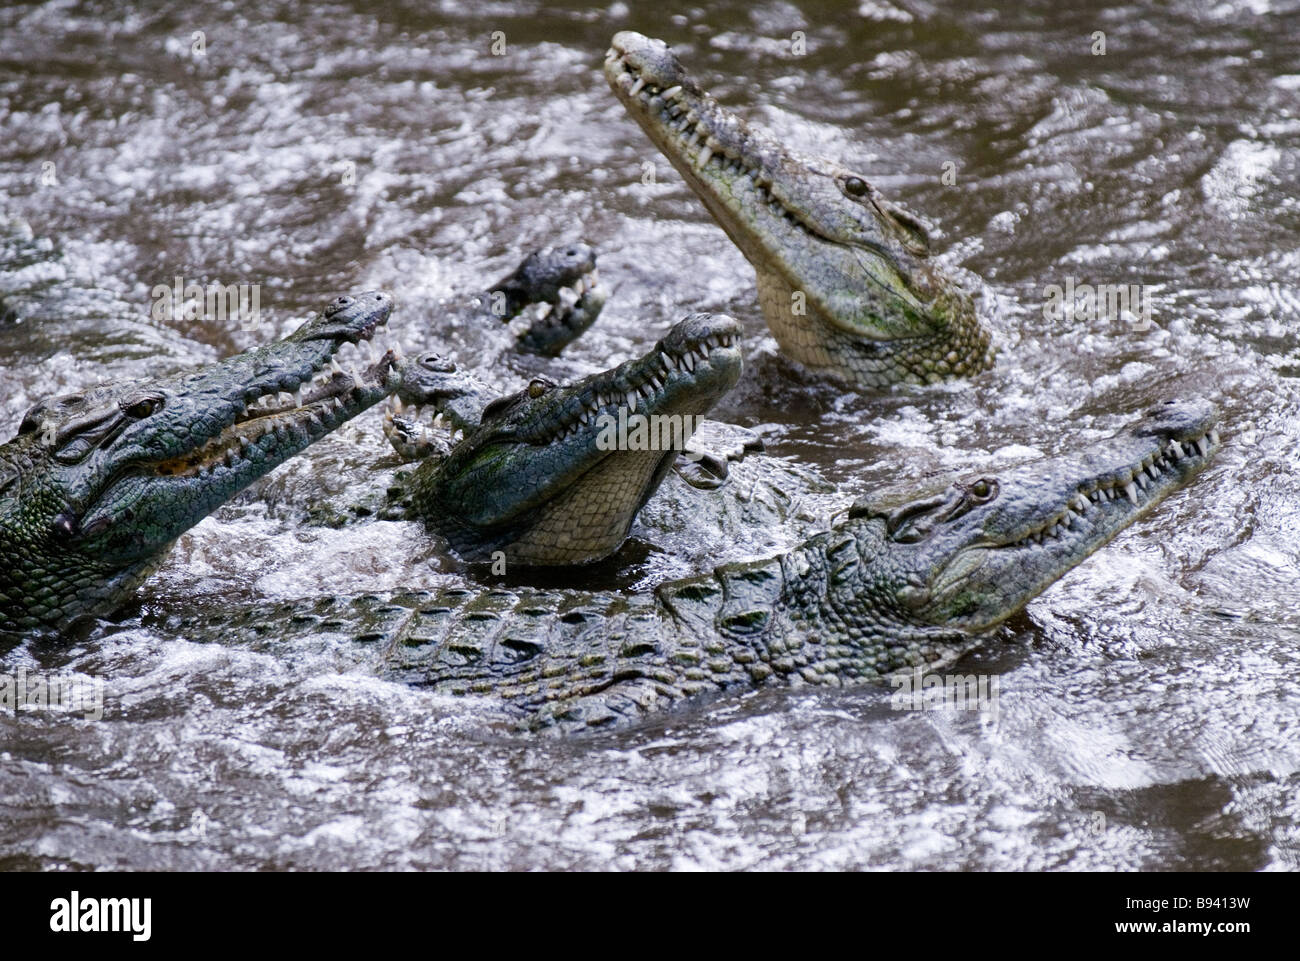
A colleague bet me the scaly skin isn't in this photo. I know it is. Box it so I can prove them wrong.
[168,401,1219,734]
[184,243,607,532]
[486,244,607,356]
[396,313,744,565]
[450,242,606,359]
[0,291,397,636]
[605,32,994,387]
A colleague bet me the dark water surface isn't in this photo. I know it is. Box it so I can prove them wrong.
[2,0,1299,870]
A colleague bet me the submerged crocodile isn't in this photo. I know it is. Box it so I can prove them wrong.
[605,32,994,387]
[0,291,398,635]
[384,313,744,565]
[159,401,1220,733]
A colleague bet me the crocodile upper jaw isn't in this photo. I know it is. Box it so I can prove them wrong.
[605,31,994,386]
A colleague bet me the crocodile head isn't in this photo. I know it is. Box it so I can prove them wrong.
[487,243,606,356]
[605,32,993,387]
[411,312,743,565]
[383,351,496,460]
[0,290,397,635]
[829,400,1219,645]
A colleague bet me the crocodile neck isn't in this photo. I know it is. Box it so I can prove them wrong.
[180,525,970,735]
[755,270,994,386]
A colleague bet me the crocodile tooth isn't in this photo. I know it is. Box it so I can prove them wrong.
[1073,494,1089,513]
[698,144,713,167]
[1193,437,1208,457]
[579,409,590,425]
[661,84,682,100]
[1169,440,1184,458]
[1147,464,1160,482]
[682,352,695,372]
[628,76,645,97]
[1124,481,1139,505]
[1210,430,1220,447]
[625,390,637,410]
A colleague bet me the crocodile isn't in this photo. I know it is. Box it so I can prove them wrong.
[385,312,744,565]
[158,400,1220,734]
[475,242,606,357]
[219,242,607,528]
[0,291,398,636]
[604,32,994,387]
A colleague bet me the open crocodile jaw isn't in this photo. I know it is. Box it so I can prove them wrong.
[604,32,993,386]
[76,297,401,542]
[919,405,1222,633]
[420,315,743,566]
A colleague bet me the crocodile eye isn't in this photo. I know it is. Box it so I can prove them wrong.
[122,396,163,419]
[966,478,998,502]
[843,176,870,198]
[418,352,456,373]
[323,296,353,318]
[527,379,550,399]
